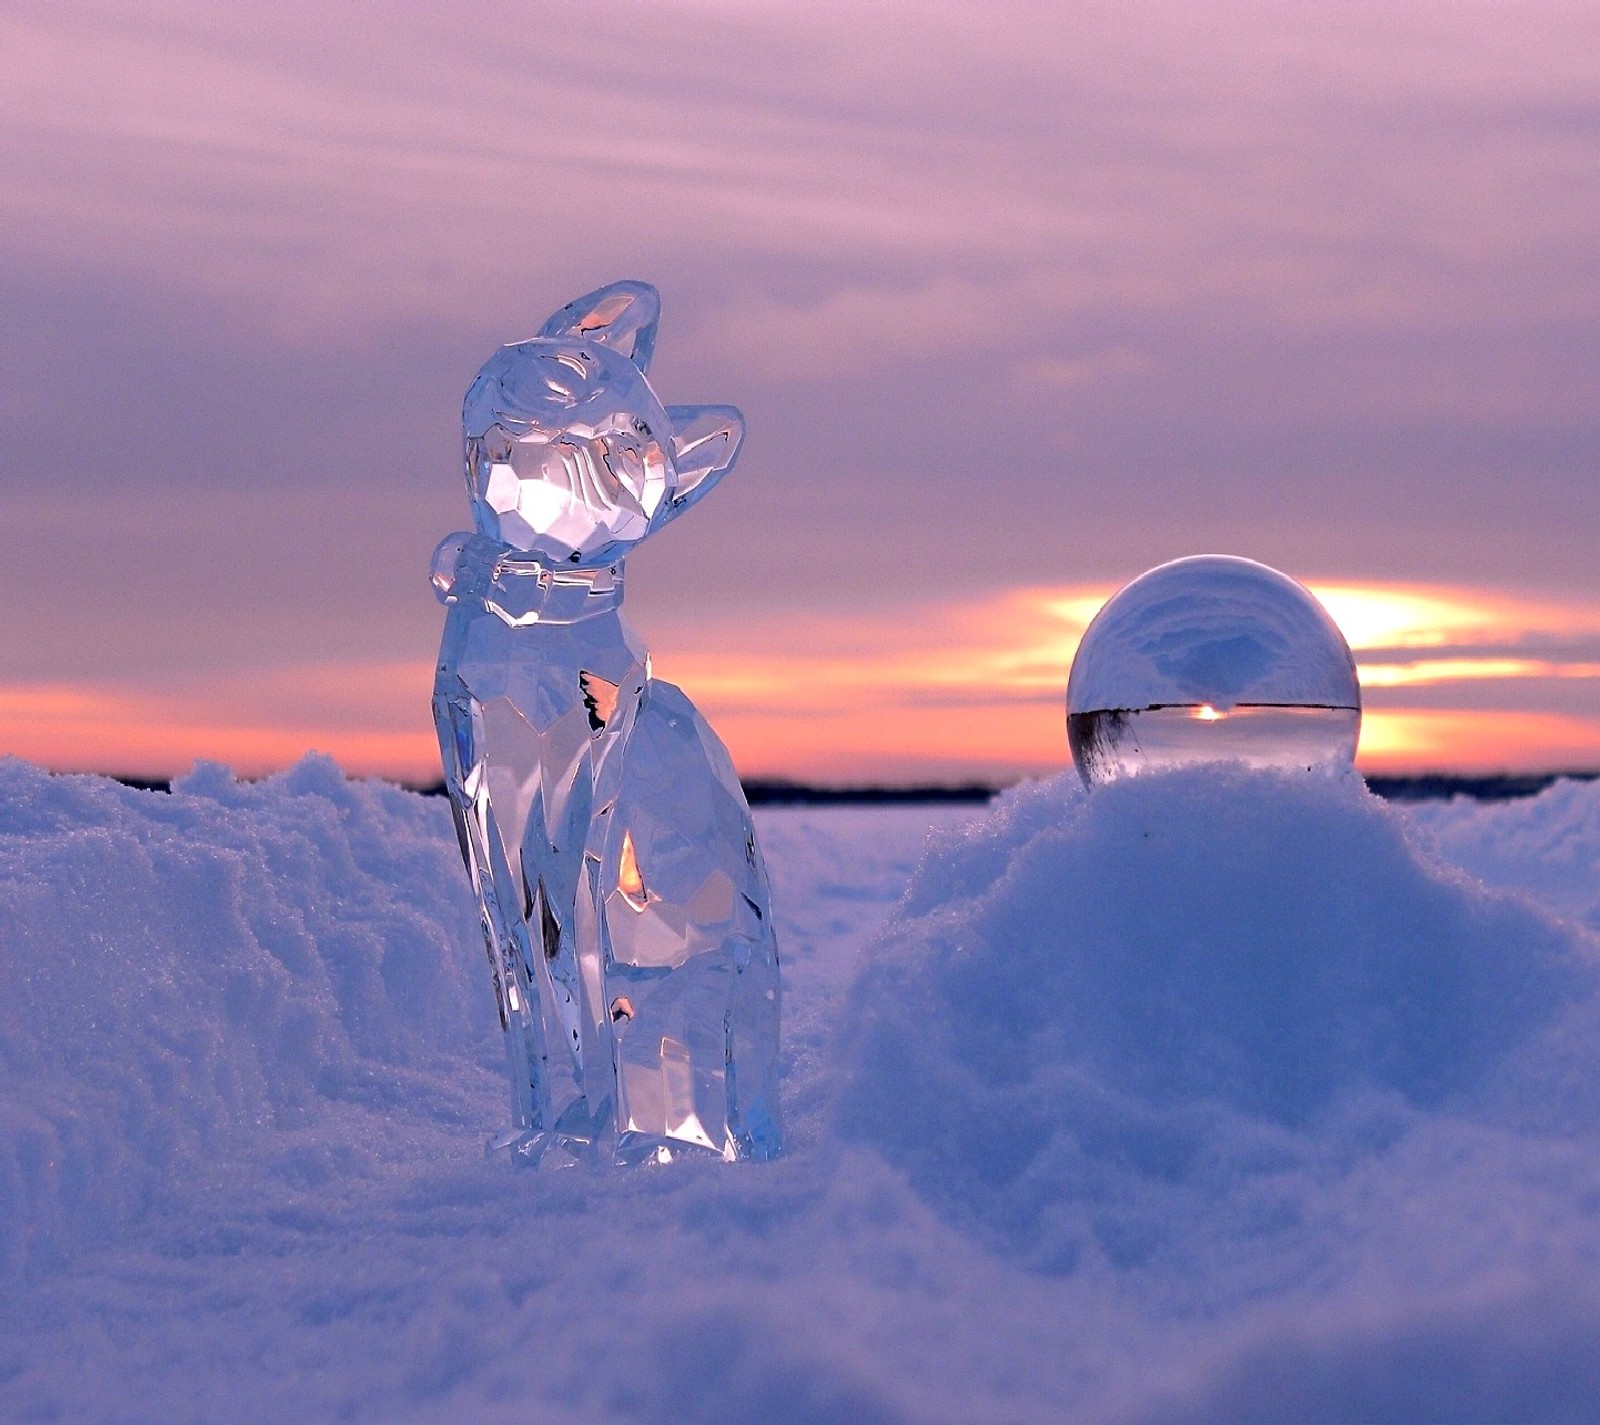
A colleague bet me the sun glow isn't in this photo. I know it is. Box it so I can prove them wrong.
[656,579,1600,778]
[1306,586,1505,650]
[3,579,1598,783]
[1357,658,1600,689]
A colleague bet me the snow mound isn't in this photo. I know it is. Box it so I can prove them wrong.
[1125,1285,1600,1425]
[0,755,491,1275]
[6,757,1600,1421]
[1405,776,1600,932]
[839,767,1600,1272]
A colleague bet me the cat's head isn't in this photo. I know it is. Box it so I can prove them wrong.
[461,281,744,566]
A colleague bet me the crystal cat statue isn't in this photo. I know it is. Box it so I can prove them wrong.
[430,281,781,1166]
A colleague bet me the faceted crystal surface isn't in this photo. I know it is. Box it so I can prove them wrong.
[461,279,744,569]
[432,282,780,1167]
[1067,555,1361,786]
[595,680,780,1164]
[464,345,671,564]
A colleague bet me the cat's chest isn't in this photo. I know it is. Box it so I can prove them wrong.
[446,606,647,742]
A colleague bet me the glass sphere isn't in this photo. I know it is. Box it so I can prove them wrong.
[1066,555,1361,786]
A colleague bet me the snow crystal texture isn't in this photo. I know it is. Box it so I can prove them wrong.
[3,755,1600,1423]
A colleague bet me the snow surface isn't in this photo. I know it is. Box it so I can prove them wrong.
[3,755,1600,1423]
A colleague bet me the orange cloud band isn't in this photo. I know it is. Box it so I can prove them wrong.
[4,579,1598,782]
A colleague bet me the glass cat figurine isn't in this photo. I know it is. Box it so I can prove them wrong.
[430,281,781,1166]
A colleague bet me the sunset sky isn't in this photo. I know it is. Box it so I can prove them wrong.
[2,1,1597,785]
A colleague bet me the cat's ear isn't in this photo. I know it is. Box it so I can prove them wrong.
[538,280,660,372]
[654,405,745,527]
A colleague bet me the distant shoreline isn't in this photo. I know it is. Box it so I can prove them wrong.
[101,770,1600,805]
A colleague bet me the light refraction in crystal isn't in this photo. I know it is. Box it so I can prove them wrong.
[1066,555,1362,786]
[431,281,781,1166]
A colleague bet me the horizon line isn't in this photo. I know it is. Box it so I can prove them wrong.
[70,763,1600,807]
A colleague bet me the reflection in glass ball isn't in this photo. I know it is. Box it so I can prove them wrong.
[1066,556,1361,787]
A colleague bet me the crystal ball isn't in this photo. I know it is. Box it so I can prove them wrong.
[1066,555,1361,786]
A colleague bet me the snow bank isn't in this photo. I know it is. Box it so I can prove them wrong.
[4,757,1600,1422]
[839,768,1599,1277]
[1405,776,1600,931]
[0,755,492,1275]
[1129,1286,1600,1425]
